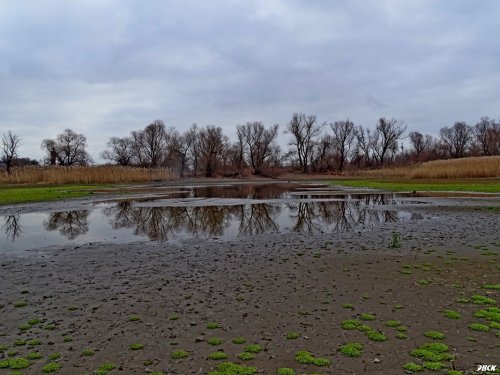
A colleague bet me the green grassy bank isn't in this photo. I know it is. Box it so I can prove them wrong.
[0,185,109,205]
[329,178,500,193]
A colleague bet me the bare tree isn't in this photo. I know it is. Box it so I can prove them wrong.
[354,125,374,168]
[286,113,325,173]
[372,117,407,166]
[196,125,228,177]
[440,121,474,158]
[132,120,168,168]
[41,129,91,166]
[475,117,500,156]
[409,131,433,159]
[331,119,356,172]
[41,139,57,165]
[237,122,279,175]
[311,134,333,172]
[234,126,246,173]
[57,129,92,165]
[169,130,194,177]
[1,131,21,174]
[101,136,134,166]
[186,124,200,176]
[130,130,145,166]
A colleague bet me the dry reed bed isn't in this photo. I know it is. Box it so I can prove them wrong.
[359,156,500,179]
[1,156,499,184]
[409,156,500,179]
[0,166,175,184]
[358,167,412,178]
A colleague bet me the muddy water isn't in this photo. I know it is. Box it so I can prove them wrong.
[0,183,426,253]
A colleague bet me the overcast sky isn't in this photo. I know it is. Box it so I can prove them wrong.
[1,0,499,162]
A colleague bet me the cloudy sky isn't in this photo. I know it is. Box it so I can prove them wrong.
[1,0,499,161]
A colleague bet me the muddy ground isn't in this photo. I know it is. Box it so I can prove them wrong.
[0,192,499,374]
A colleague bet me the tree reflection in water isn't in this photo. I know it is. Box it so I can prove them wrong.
[288,202,323,233]
[103,203,236,241]
[103,197,403,241]
[190,184,292,200]
[43,211,90,240]
[0,192,421,245]
[288,199,400,233]
[2,215,22,241]
[237,204,280,235]
[105,203,281,240]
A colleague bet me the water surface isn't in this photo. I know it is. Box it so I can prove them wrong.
[0,183,425,253]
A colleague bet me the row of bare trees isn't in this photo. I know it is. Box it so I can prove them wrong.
[98,115,408,175]
[101,120,282,177]
[2,114,499,175]
[292,116,409,172]
[406,118,499,163]
[99,114,498,176]
[101,121,232,177]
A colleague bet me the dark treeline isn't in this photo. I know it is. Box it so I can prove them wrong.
[2,114,499,176]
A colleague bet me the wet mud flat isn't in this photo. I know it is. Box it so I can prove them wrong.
[0,188,499,374]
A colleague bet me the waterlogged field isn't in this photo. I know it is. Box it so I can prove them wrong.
[0,182,499,374]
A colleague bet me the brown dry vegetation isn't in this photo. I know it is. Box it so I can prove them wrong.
[0,166,175,185]
[357,166,411,178]
[1,156,499,185]
[358,155,500,179]
[409,155,500,179]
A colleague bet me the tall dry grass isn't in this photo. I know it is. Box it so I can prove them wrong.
[357,166,413,178]
[355,156,500,179]
[409,156,500,179]
[0,166,176,185]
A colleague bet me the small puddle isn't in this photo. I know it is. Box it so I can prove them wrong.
[1,183,428,253]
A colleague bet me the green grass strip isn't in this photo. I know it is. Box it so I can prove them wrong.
[329,179,500,193]
[0,184,110,205]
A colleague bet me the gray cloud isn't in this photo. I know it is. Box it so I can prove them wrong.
[0,0,499,161]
